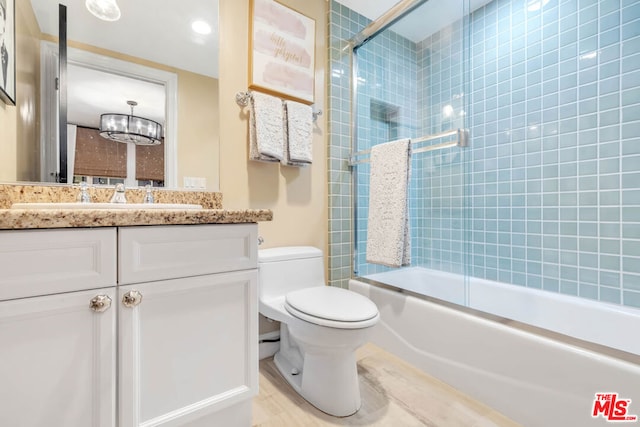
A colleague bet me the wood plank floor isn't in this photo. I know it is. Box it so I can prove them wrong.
[252,344,521,427]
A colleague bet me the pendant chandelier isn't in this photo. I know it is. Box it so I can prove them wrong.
[99,101,163,146]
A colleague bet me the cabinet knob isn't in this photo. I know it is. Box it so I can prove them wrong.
[122,290,143,308]
[89,295,112,312]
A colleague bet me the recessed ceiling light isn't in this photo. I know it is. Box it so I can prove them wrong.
[192,20,212,35]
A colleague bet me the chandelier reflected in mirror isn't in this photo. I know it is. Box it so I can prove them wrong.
[99,101,163,145]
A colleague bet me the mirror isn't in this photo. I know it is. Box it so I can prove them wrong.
[3,0,220,190]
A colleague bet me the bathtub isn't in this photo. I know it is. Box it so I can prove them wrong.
[349,267,640,427]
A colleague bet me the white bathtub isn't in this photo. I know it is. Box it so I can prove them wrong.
[350,267,640,427]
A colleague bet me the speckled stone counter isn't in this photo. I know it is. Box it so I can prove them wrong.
[0,208,273,229]
[0,184,272,229]
[0,184,222,209]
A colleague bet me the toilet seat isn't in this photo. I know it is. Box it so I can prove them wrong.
[284,286,379,329]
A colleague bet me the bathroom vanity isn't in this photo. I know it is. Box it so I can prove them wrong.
[0,199,270,427]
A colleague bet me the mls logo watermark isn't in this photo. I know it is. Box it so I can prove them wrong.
[592,393,638,422]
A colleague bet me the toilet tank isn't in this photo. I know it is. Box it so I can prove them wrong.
[258,246,325,301]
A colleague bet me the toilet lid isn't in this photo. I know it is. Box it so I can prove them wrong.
[285,286,378,323]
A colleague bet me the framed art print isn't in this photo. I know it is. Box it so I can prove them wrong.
[249,0,315,104]
[0,0,15,105]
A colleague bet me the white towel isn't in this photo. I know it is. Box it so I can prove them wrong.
[366,138,412,268]
[249,92,284,162]
[282,100,313,167]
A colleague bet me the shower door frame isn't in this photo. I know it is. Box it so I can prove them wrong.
[347,0,473,308]
[349,0,429,277]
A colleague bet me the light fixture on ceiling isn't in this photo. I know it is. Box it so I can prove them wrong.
[99,101,163,146]
[86,0,121,22]
[192,20,212,35]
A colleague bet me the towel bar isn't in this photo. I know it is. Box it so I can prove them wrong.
[235,90,322,123]
[348,128,469,166]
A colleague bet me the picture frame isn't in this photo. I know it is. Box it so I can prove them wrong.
[249,0,315,105]
[0,0,15,105]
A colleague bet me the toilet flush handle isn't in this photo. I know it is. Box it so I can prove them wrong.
[258,236,264,246]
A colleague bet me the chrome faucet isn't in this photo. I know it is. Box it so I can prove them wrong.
[143,184,154,204]
[110,183,127,203]
[78,182,92,203]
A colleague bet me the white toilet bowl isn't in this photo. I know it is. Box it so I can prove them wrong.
[258,247,379,417]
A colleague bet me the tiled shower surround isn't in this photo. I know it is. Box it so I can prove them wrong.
[328,0,640,309]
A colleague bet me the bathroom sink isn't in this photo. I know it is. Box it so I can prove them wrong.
[11,202,203,210]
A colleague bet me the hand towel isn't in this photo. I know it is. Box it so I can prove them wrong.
[366,138,412,267]
[249,92,284,162]
[282,100,313,166]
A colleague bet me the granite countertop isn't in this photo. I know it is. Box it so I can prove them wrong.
[0,208,273,229]
[0,184,273,229]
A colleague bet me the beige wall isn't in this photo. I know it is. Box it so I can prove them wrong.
[0,0,41,182]
[177,71,220,190]
[0,94,17,182]
[15,0,41,182]
[219,0,328,253]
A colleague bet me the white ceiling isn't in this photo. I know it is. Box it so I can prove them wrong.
[30,0,219,78]
[29,0,218,128]
[335,0,493,42]
[67,64,166,129]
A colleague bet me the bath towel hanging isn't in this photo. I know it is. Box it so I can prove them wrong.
[282,100,313,167]
[249,91,285,162]
[366,138,412,267]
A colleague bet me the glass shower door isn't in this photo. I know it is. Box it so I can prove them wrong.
[351,0,471,306]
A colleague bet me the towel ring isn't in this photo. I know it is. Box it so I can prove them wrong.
[235,90,322,123]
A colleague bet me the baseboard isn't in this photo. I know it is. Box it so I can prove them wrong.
[259,331,280,360]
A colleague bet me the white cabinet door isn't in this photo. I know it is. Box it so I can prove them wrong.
[0,288,117,427]
[118,270,258,427]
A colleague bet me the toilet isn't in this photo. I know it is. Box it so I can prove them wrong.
[258,246,379,417]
